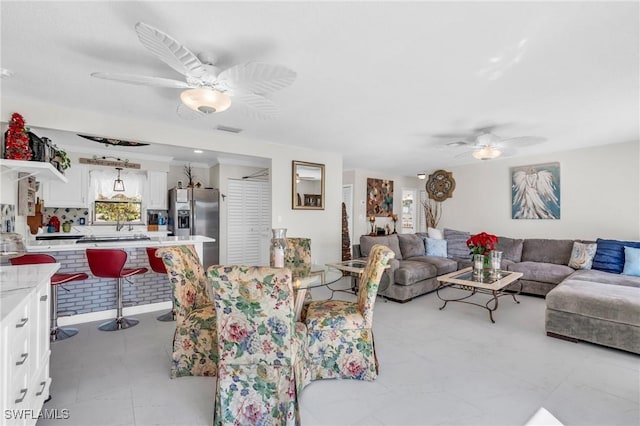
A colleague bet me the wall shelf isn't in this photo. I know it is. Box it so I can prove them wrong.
[0,159,68,183]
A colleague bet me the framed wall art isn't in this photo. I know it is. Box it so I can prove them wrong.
[366,178,394,217]
[511,162,560,219]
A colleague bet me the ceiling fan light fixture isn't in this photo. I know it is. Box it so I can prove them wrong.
[180,88,231,114]
[472,146,502,161]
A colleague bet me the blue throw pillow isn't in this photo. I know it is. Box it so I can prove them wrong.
[424,237,447,257]
[622,246,640,276]
[592,238,640,274]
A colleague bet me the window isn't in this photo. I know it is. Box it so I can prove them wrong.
[89,169,146,224]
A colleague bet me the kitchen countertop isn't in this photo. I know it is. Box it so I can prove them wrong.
[26,235,215,252]
[1,263,60,321]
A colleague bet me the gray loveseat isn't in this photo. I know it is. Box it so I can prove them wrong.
[353,232,640,354]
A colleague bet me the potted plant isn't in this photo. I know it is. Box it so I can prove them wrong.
[51,144,71,173]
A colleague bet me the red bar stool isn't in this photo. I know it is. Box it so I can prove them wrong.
[10,254,89,342]
[86,249,148,331]
[145,247,175,322]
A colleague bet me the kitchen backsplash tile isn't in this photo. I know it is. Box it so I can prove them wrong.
[0,204,16,232]
[44,207,89,225]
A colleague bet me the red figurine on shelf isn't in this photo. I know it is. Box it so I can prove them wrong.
[4,112,31,160]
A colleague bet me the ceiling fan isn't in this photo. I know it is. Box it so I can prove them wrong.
[433,125,546,160]
[91,22,296,120]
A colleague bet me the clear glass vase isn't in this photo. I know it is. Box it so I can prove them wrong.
[270,228,287,267]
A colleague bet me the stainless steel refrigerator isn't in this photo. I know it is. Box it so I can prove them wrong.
[168,187,219,268]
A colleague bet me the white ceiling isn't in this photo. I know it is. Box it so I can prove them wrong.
[1,1,638,176]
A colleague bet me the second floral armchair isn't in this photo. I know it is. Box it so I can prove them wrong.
[156,245,218,379]
[207,265,310,426]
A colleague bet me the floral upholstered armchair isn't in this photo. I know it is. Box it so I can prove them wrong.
[285,237,313,316]
[304,244,394,381]
[156,245,217,379]
[285,237,311,270]
[207,265,310,426]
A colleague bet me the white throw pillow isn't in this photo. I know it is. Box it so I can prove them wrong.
[427,227,443,239]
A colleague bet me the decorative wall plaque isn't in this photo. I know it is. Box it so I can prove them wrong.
[426,170,455,202]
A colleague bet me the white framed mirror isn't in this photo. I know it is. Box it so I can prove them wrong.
[292,160,325,210]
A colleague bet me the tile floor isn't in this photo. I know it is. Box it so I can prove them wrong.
[40,279,639,426]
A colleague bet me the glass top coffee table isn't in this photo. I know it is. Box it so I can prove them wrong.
[436,267,523,323]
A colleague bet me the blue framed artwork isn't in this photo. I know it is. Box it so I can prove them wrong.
[511,162,560,219]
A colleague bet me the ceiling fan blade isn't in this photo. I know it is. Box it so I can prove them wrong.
[234,92,280,120]
[135,22,206,79]
[91,72,191,88]
[431,132,473,139]
[500,136,546,146]
[218,62,296,95]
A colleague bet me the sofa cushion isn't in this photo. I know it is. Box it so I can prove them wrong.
[394,260,437,286]
[507,261,574,285]
[592,238,640,274]
[424,237,447,257]
[568,242,598,270]
[407,256,458,275]
[569,269,640,288]
[546,279,640,326]
[443,228,471,260]
[521,239,574,265]
[360,234,403,260]
[397,234,426,258]
[496,236,524,262]
[623,246,640,277]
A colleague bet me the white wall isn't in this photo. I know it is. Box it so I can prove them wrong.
[1,97,343,263]
[439,141,640,240]
[168,164,210,189]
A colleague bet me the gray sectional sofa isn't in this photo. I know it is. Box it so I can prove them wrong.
[353,232,640,354]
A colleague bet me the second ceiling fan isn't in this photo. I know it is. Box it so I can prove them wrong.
[91,22,297,120]
[434,124,546,160]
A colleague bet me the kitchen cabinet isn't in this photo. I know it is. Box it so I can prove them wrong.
[1,264,56,426]
[42,164,88,208]
[147,171,168,210]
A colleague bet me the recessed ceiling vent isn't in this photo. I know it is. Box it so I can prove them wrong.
[215,125,243,134]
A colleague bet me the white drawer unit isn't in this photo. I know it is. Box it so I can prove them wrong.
[1,264,57,426]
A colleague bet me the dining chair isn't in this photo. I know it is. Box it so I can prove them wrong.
[155,245,218,378]
[207,265,310,426]
[285,237,313,319]
[304,243,395,381]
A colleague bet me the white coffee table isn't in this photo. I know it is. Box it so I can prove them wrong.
[436,267,523,323]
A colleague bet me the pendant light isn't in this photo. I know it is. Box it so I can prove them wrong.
[113,167,125,192]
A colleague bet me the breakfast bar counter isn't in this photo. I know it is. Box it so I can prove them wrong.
[26,235,215,252]
[22,235,216,325]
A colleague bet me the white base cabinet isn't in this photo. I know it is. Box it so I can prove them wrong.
[1,264,57,426]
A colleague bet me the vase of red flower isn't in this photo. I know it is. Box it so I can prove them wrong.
[467,232,498,269]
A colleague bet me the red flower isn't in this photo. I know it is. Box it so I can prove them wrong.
[466,232,498,255]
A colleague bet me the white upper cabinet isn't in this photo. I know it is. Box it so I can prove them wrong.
[42,164,88,208]
[147,171,168,210]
